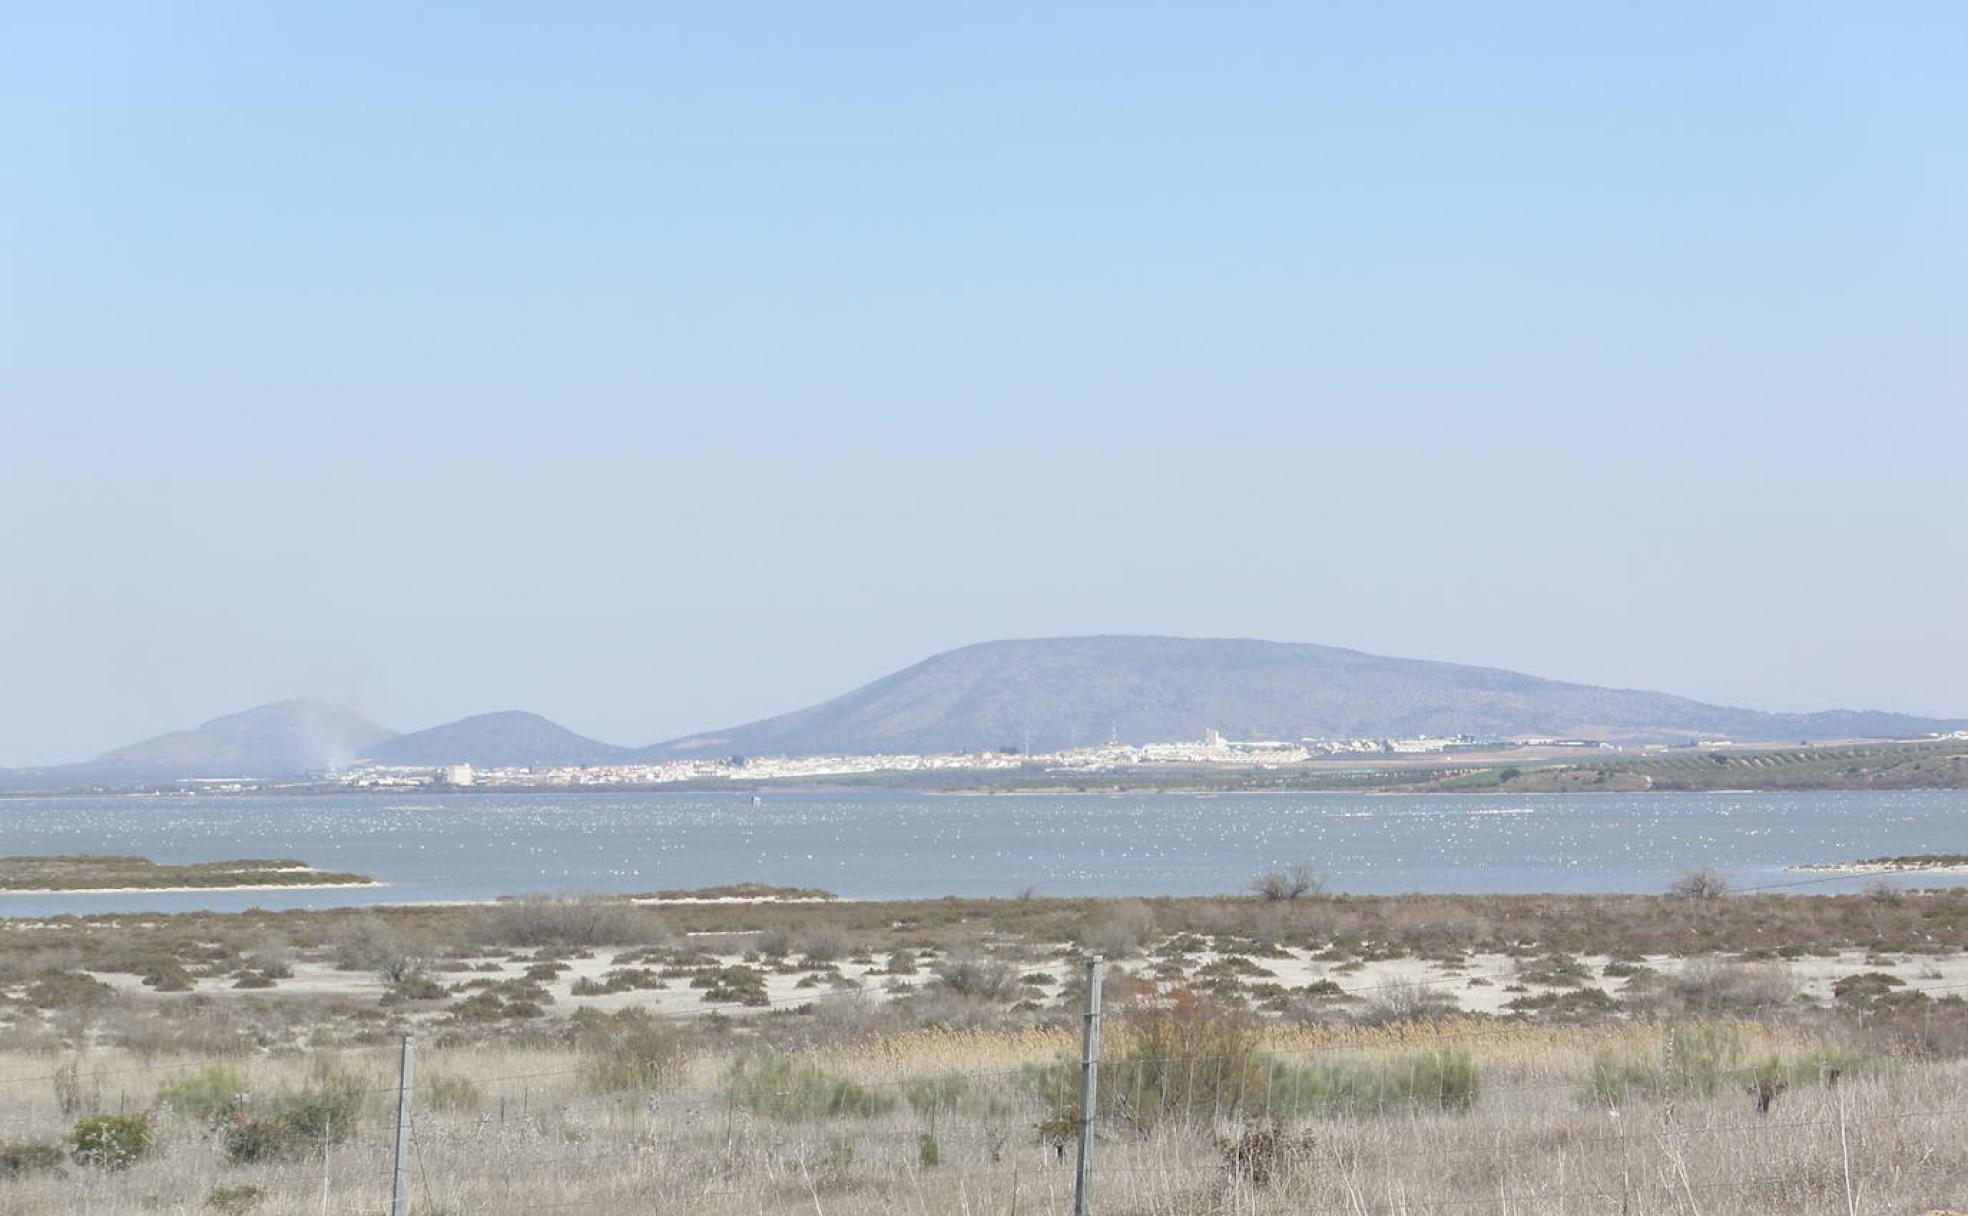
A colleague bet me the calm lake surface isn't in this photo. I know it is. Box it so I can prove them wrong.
[0,788,1963,915]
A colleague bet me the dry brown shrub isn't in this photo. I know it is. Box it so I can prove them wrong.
[477,897,666,949]
[1108,988,1266,1126]
[1661,960,1797,1015]
[1084,900,1158,958]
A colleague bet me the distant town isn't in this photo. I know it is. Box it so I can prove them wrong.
[339,730,1617,790]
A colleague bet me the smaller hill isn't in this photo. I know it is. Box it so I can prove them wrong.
[93,701,394,776]
[363,711,631,768]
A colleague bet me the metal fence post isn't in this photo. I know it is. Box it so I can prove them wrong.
[1072,955,1104,1216]
[391,1036,416,1216]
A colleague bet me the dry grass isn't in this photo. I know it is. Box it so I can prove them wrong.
[0,891,1965,1211]
[0,1022,1958,1215]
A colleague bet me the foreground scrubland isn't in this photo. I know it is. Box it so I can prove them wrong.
[1,887,1965,1214]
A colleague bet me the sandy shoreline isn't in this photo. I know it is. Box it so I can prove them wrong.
[0,880,384,896]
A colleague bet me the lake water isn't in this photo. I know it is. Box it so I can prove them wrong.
[0,788,1963,915]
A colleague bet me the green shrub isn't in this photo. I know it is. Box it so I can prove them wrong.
[158,1065,250,1124]
[205,1185,267,1214]
[692,965,768,1006]
[69,1114,153,1169]
[1257,1049,1480,1117]
[901,1076,970,1117]
[27,971,115,1010]
[1589,1021,1743,1104]
[382,974,448,1002]
[1586,1022,1878,1107]
[142,961,196,992]
[222,1069,366,1164]
[0,1140,65,1177]
[1503,987,1619,1017]
[725,1052,895,1119]
[1516,953,1592,987]
[571,967,665,996]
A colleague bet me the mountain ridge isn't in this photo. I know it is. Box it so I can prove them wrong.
[641,635,1967,758]
[12,636,1965,782]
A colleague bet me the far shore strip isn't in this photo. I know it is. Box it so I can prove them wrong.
[0,888,854,904]
[0,879,384,895]
[1786,862,1968,875]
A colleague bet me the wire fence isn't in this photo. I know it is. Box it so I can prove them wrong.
[1,960,1964,1214]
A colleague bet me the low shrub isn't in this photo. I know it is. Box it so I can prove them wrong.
[244,940,294,979]
[1668,867,1731,899]
[1586,1022,1875,1108]
[574,1008,690,1093]
[381,974,448,1003]
[69,1114,153,1170]
[1833,972,1905,1004]
[335,918,433,984]
[0,1140,65,1177]
[205,1185,268,1214]
[479,897,666,949]
[1083,901,1158,958]
[571,967,665,996]
[1661,960,1796,1014]
[222,1068,365,1164]
[1355,979,1459,1025]
[726,1052,896,1119]
[1249,864,1325,902]
[1218,1116,1316,1185]
[26,971,115,1010]
[142,961,196,991]
[932,956,1020,1000]
[1259,1049,1480,1117]
[1504,987,1619,1018]
[158,1065,250,1124]
[692,965,768,1006]
[794,925,852,965]
[1033,989,1264,1128]
[900,1075,975,1118]
[1516,953,1592,987]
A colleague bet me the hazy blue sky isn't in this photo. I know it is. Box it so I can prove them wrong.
[3,3,1963,764]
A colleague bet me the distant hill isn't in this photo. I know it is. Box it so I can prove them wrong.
[643,635,1968,758]
[363,711,631,768]
[15,635,1962,785]
[90,700,396,777]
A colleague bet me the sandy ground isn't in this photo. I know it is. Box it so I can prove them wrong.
[77,937,1968,1020]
